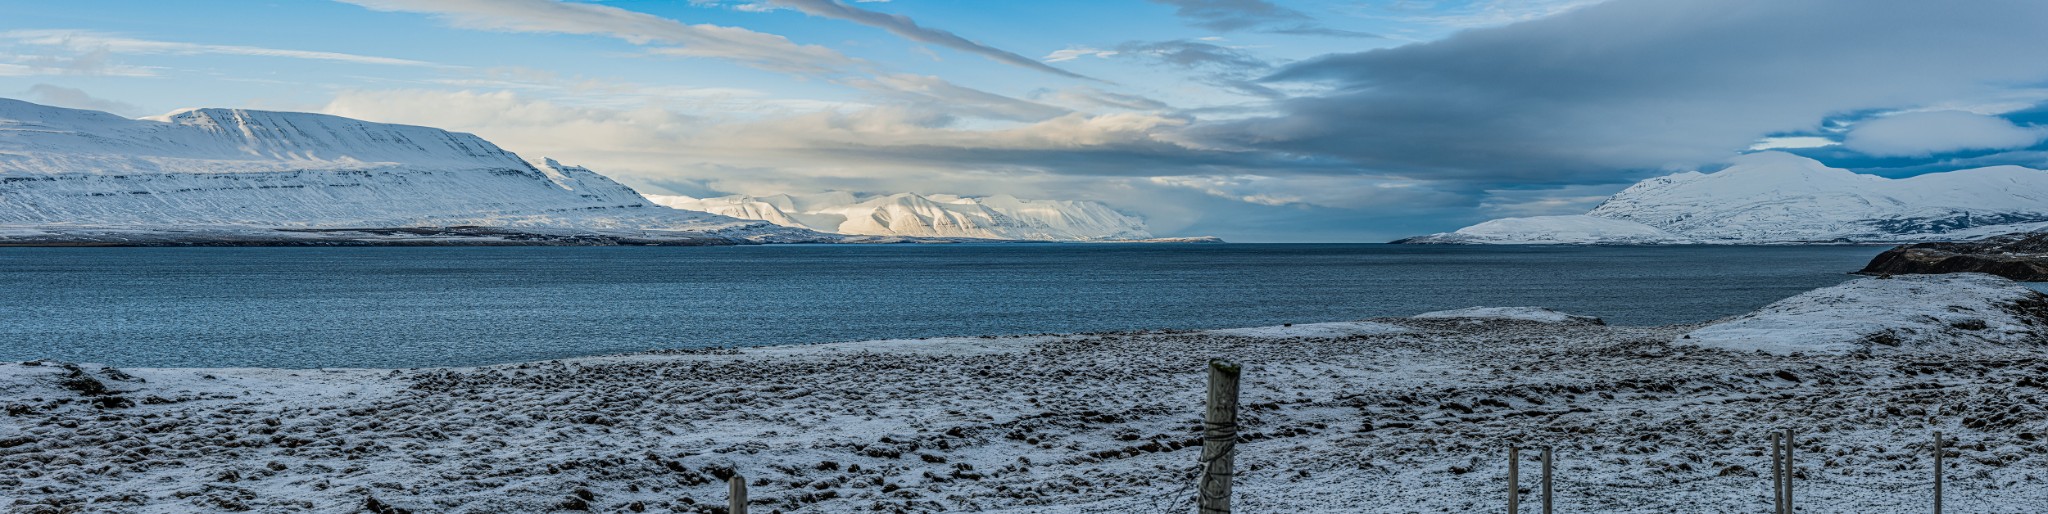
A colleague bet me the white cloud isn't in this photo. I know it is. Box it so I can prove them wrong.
[4,30,440,67]
[1148,174,1454,209]
[1042,47,1117,63]
[319,88,1193,185]
[0,48,158,77]
[761,0,1090,79]
[334,0,1083,130]
[1843,110,2045,157]
[336,0,859,75]
[1747,136,1839,151]
[21,84,142,116]
[1475,184,1619,217]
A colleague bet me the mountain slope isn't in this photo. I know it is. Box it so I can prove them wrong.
[648,192,1155,241]
[0,98,823,245]
[1402,152,2048,244]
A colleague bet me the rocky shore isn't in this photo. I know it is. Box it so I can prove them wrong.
[1860,232,2048,281]
[5,274,2048,513]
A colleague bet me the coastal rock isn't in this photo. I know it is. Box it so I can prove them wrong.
[1858,232,2048,281]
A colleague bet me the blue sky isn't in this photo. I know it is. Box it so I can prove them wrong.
[4,0,2046,242]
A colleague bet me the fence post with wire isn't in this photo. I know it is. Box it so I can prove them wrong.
[1504,446,1554,513]
[1772,427,1796,513]
[1933,431,1943,514]
[1198,358,1242,513]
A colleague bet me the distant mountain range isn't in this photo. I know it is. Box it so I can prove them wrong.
[0,97,831,245]
[0,98,1184,245]
[647,192,1156,241]
[1400,152,2048,244]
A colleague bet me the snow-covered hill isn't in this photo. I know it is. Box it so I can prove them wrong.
[1401,152,2048,244]
[647,191,1155,241]
[0,98,822,245]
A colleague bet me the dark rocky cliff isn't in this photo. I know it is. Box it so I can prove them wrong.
[1859,232,2048,281]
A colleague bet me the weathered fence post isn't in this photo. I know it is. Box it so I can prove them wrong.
[1198,358,1242,514]
[1783,427,1795,514]
[1541,447,1553,514]
[1507,447,1520,513]
[729,475,748,514]
[1933,431,1943,514]
[1772,431,1784,514]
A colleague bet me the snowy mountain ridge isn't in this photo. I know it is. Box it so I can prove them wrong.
[647,191,1155,241]
[1402,152,2048,244]
[0,98,822,244]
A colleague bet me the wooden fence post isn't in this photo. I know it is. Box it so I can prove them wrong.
[1784,427,1794,514]
[729,474,748,514]
[1541,447,1553,514]
[1772,431,1784,514]
[1198,358,1242,514]
[1933,431,1943,514]
[1507,447,1519,514]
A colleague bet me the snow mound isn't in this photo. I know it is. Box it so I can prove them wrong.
[1412,307,1606,325]
[1398,215,1690,244]
[648,191,1152,241]
[1680,273,2048,355]
[1402,152,2048,244]
[1203,321,1409,338]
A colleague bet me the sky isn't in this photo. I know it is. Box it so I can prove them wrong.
[3,0,2047,242]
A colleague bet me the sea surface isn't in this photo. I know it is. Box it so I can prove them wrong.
[1,244,1895,368]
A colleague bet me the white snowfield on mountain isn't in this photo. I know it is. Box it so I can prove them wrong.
[1407,151,2048,244]
[648,191,1154,241]
[0,98,815,241]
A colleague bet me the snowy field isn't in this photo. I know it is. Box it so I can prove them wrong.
[5,274,2048,513]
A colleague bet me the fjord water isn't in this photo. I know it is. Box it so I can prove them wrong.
[1,244,1886,368]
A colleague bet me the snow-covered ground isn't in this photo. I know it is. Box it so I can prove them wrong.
[1412,306,1608,325]
[6,275,2048,513]
[1681,274,2046,355]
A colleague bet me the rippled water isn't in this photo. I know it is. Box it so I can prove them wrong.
[0,244,1890,368]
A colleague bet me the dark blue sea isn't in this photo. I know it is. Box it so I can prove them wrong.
[0,244,1892,368]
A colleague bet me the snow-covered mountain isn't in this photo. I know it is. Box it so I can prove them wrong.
[1400,152,2048,244]
[0,98,821,245]
[647,192,1155,241]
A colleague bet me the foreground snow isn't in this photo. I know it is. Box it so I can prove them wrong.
[5,279,2048,513]
[1401,152,2048,244]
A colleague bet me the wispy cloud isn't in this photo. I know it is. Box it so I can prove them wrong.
[761,0,1093,80]
[0,51,158,77]
[333,0,1099,129]
[1043,47,1117,63]
[335,0,858,75]
[1147,0,1376,37]
[1049,40,1281,99]
[20,84,143,116]
[3,30,440,67]
[1386,0,1613,30]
